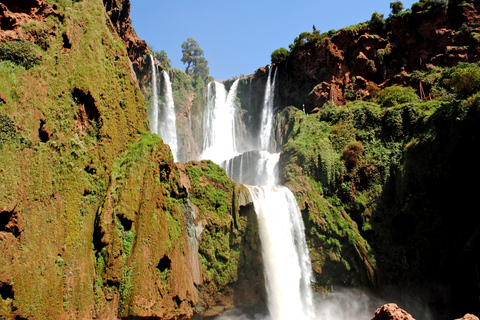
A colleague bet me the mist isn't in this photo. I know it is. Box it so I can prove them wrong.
[214,287,434,320]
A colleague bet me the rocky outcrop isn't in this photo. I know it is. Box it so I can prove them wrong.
[274,3,480,112]
[456,315,480,320]
[372,304,416,320]
[103,0,148,81]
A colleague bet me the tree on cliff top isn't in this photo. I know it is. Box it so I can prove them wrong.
[181,38,209,77]
[155,50,171,69]
[390,1,404,14]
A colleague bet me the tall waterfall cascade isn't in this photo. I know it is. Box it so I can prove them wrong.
[259,67,278,152]
[193,67,315,319]
[200,79,240,164]
[159,70,179,161]
[149,55,179,161]
[149,55,159,135]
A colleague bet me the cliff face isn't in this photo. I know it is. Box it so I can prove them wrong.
[274,3,480,112]
[0,1,265,319]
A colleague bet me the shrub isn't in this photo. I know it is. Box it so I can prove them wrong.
[271,47,289,64]
[445,66,480,97]
[0,40,42,69]
[390,1,404,14]
[343,141,364,170]
[377,85,420,107]
[370,12,385,27]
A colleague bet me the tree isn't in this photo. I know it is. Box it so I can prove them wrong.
[390,1,404,14]
[154,50,171,69]
[181,38,209,77]
[370,11,385,27]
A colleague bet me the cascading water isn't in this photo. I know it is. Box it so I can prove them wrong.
[149,56,179,161]
[259,66,278,152]
[200,79,240,164]
[149,55,159,135]
[247,185,315,320]
[196,67,314,320]
[159,70,179,161]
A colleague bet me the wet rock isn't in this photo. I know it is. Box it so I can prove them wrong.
[372,303,416,320]
[456,314,479,320]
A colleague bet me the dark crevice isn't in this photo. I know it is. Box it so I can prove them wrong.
[117,214,133,231]
[156,255,171,273]
[72,87,101,128]
[38,119,50,143]
[92,222,106,256]
[0,207,21,237]
[62,33,71,50]
[0,282,14,300]
[172,295,182,307]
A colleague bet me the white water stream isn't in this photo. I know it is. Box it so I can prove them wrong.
[149,55,179,161]
[159,70,179,161]
[196,67,315,320]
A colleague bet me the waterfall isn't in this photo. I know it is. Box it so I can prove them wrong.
[149,56,178,161]
[149,55,159,135]
[188,67,314,320]
[221,150,279,186]
[200,79,240,164]
[159,70,179,161]
[259,66,278,152]
[247,185,315,320]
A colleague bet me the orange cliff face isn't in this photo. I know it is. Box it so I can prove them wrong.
[274,4,480,112]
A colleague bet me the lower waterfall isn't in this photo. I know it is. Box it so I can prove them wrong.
[195,70,315,319]
[247,185,315,320]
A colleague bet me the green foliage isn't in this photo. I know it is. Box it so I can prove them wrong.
[390,1,405,14]
[370,11,385,27]
[445,65,480,97]
[340,22,369,32]
[181,37,209,77]
[377,85,420,107]
[0,40,42,69]
[154,50,171,69]
[411,0,448,12]
[0,113,31,148]
[289,30,324,51]
[271,47,289,64]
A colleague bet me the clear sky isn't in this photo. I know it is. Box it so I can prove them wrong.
[130,0,417,81]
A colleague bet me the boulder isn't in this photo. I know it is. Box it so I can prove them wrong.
[372,303,416,320]
[456,314,479,320]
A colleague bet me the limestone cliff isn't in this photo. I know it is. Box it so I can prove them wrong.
[273,3,480,112]
[0,0,264,319]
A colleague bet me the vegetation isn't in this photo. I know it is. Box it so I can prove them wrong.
[370,11,385,27]
[154,50,171,69]
[376,85,420,107]
[0,40,42,69]
[181,37,209,77]
[271,47,289,64]
[390,0,404,14]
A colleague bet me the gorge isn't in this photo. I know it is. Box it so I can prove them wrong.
[0,0,480,319]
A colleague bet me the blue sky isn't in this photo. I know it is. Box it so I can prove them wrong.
[130,0,417,81]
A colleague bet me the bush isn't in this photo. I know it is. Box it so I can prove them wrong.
[271,47,289,64]
[390,1,405,14]
[0,40,42,69]
[370,12,385,27]
[377,85,420,107]
[445,66,480,97]
[343,141,364,170]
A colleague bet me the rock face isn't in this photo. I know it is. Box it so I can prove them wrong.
[0,1,265,319]
[456,315,480,320]
[274,4,480,112]
[372,304,416,320]
[103,0,148,81]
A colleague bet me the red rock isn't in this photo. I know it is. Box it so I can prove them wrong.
[455,314,479,320]
[372,303,416,320]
